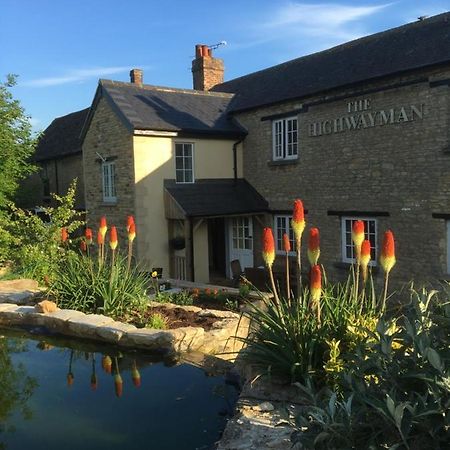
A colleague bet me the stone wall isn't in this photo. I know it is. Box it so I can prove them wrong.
[235,66,450,286]
[82,96,135,249]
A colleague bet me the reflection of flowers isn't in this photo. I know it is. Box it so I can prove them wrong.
[102,355,112,374]
[91,356,97,391]
[132,361,141,388]
[67,350,74,387]
[114,358,123,398]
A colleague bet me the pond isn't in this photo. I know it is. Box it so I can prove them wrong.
[0,327,240,450]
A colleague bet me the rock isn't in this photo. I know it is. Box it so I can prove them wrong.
[198,309,240,319]
[35,300,58,313]
[67,314,115,338]
[96,321,138,343]
[253,402,275,412]
[0,279,39,290]
[0,279,42,305]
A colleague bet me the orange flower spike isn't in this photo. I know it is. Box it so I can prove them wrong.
[360,239,371,282]
[128,222,136,243]
[109,226,118,251]
[114,373,123,398]
[262,227,275,268]
[291,200,306,240]
[80,240,87,253]
[307,227,320,266]
[99,216,107,239]
[310,264,322,304]
[282,233,291,253]
[352,220,365,261]
[126,215,135,233]
[85,228,93,245]
[97,230,104,246]
[102,355,112,374]
[90,373,98,391]
[131,363,141,388]
[380,230,396,274]
[61,227,68,243]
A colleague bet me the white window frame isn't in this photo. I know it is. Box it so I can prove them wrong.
[273,215,296,255]
[341,217,377,265]
[272,117,298,161]
[102,161,116,203]
[175,142,194,183]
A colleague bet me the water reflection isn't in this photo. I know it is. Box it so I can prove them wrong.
[0,328,239,450]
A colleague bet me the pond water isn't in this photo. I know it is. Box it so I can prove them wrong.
[0,327,239,450]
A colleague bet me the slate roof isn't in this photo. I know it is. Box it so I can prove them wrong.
[97,80,246,137]
[33,108,89,162]
[213,12,450,112]
[164,179,269,217]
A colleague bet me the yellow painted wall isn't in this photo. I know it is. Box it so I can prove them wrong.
[193,220,209,283]
[133,135,242,278]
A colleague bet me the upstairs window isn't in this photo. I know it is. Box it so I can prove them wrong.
[273,117,298,160]
[102,161,116,203]
[175,143,194,183]
[341,217,377,264]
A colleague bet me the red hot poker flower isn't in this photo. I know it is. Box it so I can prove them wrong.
[380,230,396,274]
[80,240,87,253]
[128,222,136,242]
[99,216,107,239]
[114,374,123,398]
[291,200,305,241]
[61,227,68,243]
[109,226,118,250]
[102,356,112,374]
[132,364,141,388]
[85,228,93,245]
[262,227,275,268]
[97,230,104,246]
[283,233,291,253]
[310,265,322,304]
[307,227,320,266]
[360,239,371,281]
[352,220,365,261]
[127,215,135,233]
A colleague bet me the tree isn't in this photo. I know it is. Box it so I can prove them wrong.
[0,75,37,263]
[0,74,36,206]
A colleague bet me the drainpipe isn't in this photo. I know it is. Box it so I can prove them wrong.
[233,138,244,183]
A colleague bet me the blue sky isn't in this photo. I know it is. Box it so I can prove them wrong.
[1,0,449,132]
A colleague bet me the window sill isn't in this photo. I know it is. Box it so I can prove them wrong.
[268,159,298,167]
[101,201,117,207]
[333,261,379,274]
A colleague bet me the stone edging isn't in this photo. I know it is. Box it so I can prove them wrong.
[0,303,249,355]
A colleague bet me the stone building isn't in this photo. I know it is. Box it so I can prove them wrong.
[22,108,88,210]
[81,13,450,286]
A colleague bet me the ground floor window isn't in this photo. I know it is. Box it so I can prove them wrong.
[102,161,116,203]
[231,217,252,250]
[273,215,295,254]
[341,217,377,264]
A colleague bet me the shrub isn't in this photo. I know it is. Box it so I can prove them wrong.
[50,252,148,319]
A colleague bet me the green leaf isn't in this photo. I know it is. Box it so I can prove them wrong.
[426,348,443,373]
[386,394,395,417]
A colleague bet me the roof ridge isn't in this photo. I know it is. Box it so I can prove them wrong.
[100,79,235,98]
[214,12,450,90]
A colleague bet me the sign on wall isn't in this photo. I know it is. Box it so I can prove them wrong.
[308,98,425,137]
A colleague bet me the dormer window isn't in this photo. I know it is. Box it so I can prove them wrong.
[273,117,298,161]
[175,143,194,183]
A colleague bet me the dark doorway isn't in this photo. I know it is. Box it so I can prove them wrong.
[208,218,226,278]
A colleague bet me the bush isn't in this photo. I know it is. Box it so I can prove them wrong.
[291,286,450,449]
[50,252,148,319]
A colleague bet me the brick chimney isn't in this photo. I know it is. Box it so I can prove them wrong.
[192,44,224,91]
[129,68,143,86]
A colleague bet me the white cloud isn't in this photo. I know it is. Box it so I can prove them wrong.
[21,66,140,87]
[234,2,393,57]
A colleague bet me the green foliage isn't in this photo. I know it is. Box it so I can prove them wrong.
[155,290,194,306]
[239,275,379,384]
[0,75,37,262]
[5,180,84,281]
[146,313,167,330]
[49,252,149,319]
[0,75,36,206]
[291,287,450,449]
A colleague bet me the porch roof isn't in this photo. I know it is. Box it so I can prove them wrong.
[164,179,269,218]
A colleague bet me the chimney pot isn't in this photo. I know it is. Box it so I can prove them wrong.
[192,44,224,91]
[130,68,143,85]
